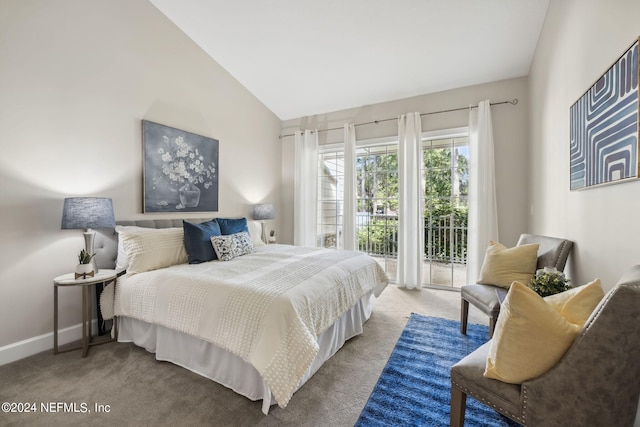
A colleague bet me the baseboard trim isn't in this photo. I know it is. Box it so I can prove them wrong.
[0,320,99,366]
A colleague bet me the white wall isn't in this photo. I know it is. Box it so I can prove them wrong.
[530,5,640,421]
[0,0,282,353]
[281,77,530,250]
[529,0,640,291]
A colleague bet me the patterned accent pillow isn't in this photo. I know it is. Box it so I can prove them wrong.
[210,231,254,261]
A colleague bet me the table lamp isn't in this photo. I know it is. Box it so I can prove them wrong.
[253,203,275,244]
[61,197,116,274]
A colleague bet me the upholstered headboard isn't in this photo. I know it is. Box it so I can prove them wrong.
[93,218,210,270]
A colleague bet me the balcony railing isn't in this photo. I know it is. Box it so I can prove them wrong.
[355,213,467,264]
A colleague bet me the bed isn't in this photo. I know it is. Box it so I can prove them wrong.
[94,218,388,414]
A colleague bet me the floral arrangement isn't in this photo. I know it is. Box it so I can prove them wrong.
[528,267,571,297]
[155,135,216,189]
[153,134,217,209]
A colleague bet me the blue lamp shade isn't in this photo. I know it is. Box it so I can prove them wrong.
[61,197,116,230]
[253,203,275,221]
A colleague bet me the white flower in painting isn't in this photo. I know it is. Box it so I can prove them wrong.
[175,161,187,175]
[155,132,217,190]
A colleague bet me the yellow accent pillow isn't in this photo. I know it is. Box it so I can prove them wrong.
[476,241,540,288]
[484,281,581,384]
[544,279,604,326]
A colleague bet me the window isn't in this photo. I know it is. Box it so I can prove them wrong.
[316,129,469,289]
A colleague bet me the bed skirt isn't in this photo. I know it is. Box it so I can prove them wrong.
[117,291,374,414]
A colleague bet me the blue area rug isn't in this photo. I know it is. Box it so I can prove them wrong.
[356,314,520,427]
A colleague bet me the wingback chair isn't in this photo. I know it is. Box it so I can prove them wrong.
[450,265,640,427]
[460,234,573,337]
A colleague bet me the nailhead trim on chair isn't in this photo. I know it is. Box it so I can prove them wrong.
[451,291,618,427]
[522,386,528,424]
[554,240,569,269]
[451,379,527,425]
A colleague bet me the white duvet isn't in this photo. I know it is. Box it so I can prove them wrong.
[113,244,388,408]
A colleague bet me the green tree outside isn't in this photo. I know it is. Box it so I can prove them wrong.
[356,139,469,263]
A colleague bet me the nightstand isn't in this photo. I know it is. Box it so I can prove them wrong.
[53,269,118,357]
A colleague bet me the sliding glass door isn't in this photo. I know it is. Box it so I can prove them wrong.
[316,131,469,289]
[355,143,399,276]
[422,136,469,288]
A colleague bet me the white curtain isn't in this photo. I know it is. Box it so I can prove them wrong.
[397,113,424,290]
[294,130,319,247]
[467,100,499,283]
[342,124,357,251]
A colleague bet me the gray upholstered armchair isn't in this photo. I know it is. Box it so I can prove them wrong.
[450,265,640,427]
[460,234,573,337]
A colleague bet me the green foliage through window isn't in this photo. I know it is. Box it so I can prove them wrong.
[318,136,470,274]
[354,138,469,264]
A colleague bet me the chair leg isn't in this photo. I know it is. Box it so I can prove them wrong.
[489,316,496,339]
[450,383,467,427]
[460,298,469,335]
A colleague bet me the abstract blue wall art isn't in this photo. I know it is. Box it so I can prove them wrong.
[570,38,639,190]
[143,120,219,212]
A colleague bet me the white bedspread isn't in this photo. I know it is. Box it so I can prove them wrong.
[114,245,388,408]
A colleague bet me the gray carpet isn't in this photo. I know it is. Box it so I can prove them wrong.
[0,286,486,427]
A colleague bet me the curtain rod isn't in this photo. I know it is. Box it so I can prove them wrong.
[279,98,518,139]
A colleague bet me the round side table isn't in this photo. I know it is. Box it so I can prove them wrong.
[53,269,118,357]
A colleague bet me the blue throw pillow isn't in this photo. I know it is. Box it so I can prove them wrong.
[217,217,249,235]
[183,219,221,264]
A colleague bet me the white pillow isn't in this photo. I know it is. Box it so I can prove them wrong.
[114,225,155,271]
[247,220,266,247]
[118,227,187,275]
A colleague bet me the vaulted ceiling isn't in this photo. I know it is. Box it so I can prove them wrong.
[150,0,549,120]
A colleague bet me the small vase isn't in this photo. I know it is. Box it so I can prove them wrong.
[75,263,94,279]
[179,183,201,208]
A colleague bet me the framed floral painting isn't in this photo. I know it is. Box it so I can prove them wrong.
[143,120,219,212]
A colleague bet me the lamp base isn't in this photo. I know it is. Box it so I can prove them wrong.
[83,229,99,274]
[261,221,268,244]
